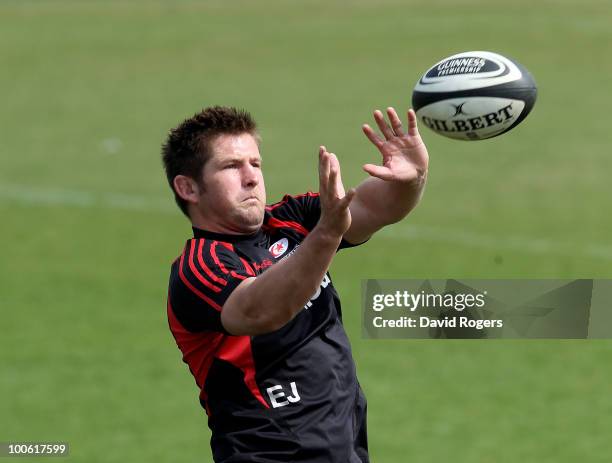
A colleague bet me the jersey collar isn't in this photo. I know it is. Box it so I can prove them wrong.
[192,226,264,243]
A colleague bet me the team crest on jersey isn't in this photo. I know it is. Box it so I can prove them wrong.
[269,238,289,258]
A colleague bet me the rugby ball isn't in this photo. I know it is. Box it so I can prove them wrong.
[412,51,537,140]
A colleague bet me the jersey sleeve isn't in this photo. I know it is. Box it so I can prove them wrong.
[267,192,367,249]
[168,239,254,334]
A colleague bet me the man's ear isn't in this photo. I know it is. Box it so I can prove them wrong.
[173,175,201,205]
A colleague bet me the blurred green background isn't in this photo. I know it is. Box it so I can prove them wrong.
[2,0,611,461]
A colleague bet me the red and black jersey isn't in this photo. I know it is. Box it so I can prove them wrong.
[167,193,369,463]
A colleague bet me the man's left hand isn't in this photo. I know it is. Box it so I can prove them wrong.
[362,107,429,184]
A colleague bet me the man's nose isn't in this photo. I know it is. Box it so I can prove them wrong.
[242,164,259,187]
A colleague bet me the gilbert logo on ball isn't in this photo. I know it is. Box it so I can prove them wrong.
[412,51,537,140]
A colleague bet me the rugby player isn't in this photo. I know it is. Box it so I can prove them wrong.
[162,105,428,462]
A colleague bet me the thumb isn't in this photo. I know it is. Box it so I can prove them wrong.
[339,188,356,209]
[363,164,394,181]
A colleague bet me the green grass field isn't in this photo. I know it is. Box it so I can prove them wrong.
[2,1,612,461]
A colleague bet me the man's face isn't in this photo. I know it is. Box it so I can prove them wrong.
[196,133,266,234]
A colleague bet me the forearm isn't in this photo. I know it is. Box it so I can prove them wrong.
[351,172,427,233]
[221,227,341,335]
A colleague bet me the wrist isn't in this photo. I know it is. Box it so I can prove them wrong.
[310,225,344,248]
[395,168,428,190]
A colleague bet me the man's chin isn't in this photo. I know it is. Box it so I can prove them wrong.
[233,208,264,233]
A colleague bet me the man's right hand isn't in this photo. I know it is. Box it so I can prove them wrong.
[317,146,356,238]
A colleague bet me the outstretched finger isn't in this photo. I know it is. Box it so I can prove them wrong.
[407,109,419,136]
[328,153,346,197]
[374,110,395,140]
[362,124,384,150]
[387,107,404,136]
[327,153,340,198]
[318,146,330,194]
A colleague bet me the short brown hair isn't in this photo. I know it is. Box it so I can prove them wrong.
[161,106,259,217]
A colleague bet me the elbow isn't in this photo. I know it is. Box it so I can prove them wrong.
[246,310,293,335]
[221,301,295,336]
[254,316,292,335]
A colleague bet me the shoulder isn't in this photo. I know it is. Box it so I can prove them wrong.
[169,239,248,307]
[168,238,254,333]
